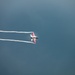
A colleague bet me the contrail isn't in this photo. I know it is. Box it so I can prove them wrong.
[0,38,34,44]
[0,30,33,34]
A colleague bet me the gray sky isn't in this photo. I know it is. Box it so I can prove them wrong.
[0,0,75,75]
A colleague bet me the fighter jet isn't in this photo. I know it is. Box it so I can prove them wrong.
[30,32,38,44]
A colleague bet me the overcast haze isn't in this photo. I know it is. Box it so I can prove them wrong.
[0,0,75,75]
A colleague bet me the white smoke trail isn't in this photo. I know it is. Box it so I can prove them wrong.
[0,30,33,34]
[0,38,34,44]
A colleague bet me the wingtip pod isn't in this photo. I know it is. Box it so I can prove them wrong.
[33,41,36,44]
[31,41,36,44]
[33,43,36,44]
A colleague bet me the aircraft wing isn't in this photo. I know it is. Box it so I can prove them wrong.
[33,38,36,44]
[32,32,35,36]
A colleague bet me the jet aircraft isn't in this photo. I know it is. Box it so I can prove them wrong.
[30,32,38,44]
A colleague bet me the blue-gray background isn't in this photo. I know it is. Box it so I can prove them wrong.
[0,0,75,75]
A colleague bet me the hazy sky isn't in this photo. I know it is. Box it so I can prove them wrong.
[0,0,75,75]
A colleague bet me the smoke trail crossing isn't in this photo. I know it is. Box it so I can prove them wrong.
[0,30,33,34]
[0,38,34,44]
